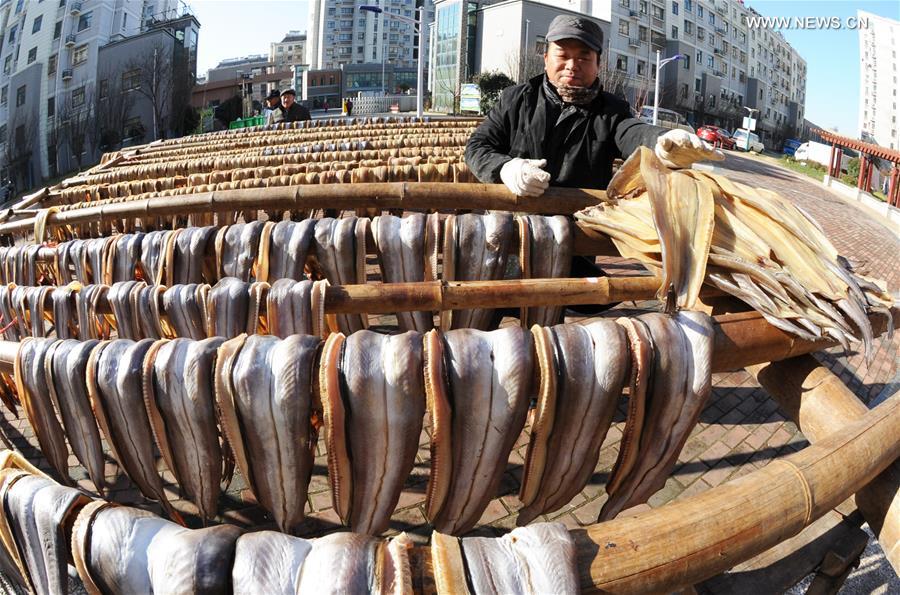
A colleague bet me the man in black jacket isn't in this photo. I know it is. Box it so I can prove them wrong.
[465,15,721,196]
[280,89,312,123]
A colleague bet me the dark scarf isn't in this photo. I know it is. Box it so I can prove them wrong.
[546,77,601,106]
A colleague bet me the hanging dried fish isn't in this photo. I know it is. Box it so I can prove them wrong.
[372,213,433,332]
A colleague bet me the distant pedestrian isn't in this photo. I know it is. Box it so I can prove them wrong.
[346,98,353,116]
[323,99,329,111]
[264,89,283,125]
[280,89,311,122]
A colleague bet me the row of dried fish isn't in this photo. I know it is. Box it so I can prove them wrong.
[577,147,895,359]
[48,163,477,216]
[13,311,713,536]
[65,154,466,193]
[0,453,577,595]
[10,214,573,332]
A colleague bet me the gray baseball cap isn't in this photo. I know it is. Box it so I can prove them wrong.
[546,15,604,53]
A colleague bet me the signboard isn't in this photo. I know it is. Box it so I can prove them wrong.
[460,84,481,113]
[742,116,757,131]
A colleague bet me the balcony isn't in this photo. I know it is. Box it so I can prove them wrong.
[62,69,73,81]
[716,2,727,15]
[714,47,723,55]
[713,69,726,77]
[628,37,640,47]
[629,10,638,17]
[70,2,82,16]
[64,34,76,47]
[715,26,727,35]
[651,16,664,29]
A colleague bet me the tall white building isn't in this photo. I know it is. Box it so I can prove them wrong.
[306,0,433,71]
[0,0,181,187]
[859,10,899,150]
[270,30,306,70]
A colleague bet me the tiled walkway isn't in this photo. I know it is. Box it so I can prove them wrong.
[1,152,897,573]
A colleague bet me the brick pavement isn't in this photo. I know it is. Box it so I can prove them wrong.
[0,151,896,554]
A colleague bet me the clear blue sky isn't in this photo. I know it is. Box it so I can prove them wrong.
[745,0,899,137]
[189,0,898,138]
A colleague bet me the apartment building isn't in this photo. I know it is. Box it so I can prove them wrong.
[270,30,306,70]
[306,0,433,80]
[858,10,899,150]
[0,0,181,188]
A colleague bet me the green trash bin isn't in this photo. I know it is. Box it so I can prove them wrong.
[229,118,243,130]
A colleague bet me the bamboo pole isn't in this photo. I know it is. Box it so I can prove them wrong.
[749,355,900,574]
[0,183,609,236]
[572,390,900,593]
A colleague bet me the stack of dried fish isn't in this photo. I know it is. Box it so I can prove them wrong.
[576,147,894,359]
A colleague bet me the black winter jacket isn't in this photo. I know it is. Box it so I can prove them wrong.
[282,102,312,123]
[465,75,667,190]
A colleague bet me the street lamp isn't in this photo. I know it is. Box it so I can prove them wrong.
[741,106,759,151]
[653,51,684,125]
[360,4,428,117]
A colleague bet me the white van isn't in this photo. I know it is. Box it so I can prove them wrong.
[732,129,764,152]
[638,107,695,133]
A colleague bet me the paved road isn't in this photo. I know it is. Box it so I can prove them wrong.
[0,150,896,591]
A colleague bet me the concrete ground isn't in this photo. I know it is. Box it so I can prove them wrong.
[0,150,896,591]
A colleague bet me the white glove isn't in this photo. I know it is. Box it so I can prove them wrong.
[500,158,551,197]
[655,129,725,169]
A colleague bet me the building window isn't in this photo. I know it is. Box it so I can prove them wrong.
[48,54,57,76]
[99,79,108,99]
[639,26,648,41]
[122,68,140,91]
[709,12,715,25]
[698,5,703,18]
[54,20,62,40]
[3,56,10,75]
[73,45,88,65]
[619,20,629,36]
[47,96,55,117]
[620,0,630,6]
[8,25,17,44]
[27,47,36,64]
[707,55,714,68]
[0,86,6,105]
[77,12,93,32]
[695,77,701,92]
[685,0,693,11]
[672,25,678,39]
[0,125,6,144]
[640,0,648,14]
[685,21,693,35]
[637,60,646,76]
[672,2,678,15]
[72,86,85,108]
[696,49,702,63]
[16,85,26,107]
[683,55,690,69]
[697,27,705,41]
[616,55,628,72]
[652,5,664,19]
[32,15,42,34]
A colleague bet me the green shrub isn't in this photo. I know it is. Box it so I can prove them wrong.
[474,71,516,114]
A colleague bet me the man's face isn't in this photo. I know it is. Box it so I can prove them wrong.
[282,93,295,108]
[544,39,599,88]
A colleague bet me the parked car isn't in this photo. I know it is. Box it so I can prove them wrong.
[697,126,735,149]
[732,129,764,152]
[782,138,803,156]
[638,106,695,133]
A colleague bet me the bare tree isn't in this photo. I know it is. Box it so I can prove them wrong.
[58,85,96,170]
[124,41,174,140]
[2,111,38,192]
[89,74,134,154]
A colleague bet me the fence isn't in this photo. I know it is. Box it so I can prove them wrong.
[351,95,418,115]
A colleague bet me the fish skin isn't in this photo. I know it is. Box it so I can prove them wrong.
[334,330,425,534]
[4,475,56,594]
[89,339,174,512]
[170,226,217,285]
[110,233,145,283]
[46,339,106,494]
[268,219,316,281]
[448,213,515,330]
[296,532,379,594]
[217,221,267,282]
[518,321,627,525]
[162,284,209,340]
[207,278,253,339]
[223,334,320,533]
[522,215,573,327]
[232,531,312,595]
[372,214,433,332]
[107,281,147,340]
[14,339,71,484]
[146,521,242,594]
[427,327,533,535]
[313,217,368,333]
[140,230,175,285]
[267,278,314,338]
[51,283,81,339]
[461,522,579,594]
[148,337,226,522]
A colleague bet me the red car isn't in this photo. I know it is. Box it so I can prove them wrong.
[697,126,735,150]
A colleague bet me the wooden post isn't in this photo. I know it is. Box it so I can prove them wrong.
[864,158,874,193]
[857,155,867,189]
[828,144,837,177]
[749,355,900,575]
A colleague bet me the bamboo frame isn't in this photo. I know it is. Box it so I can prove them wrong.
[0,183,610,236]
[750,356,900,575]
